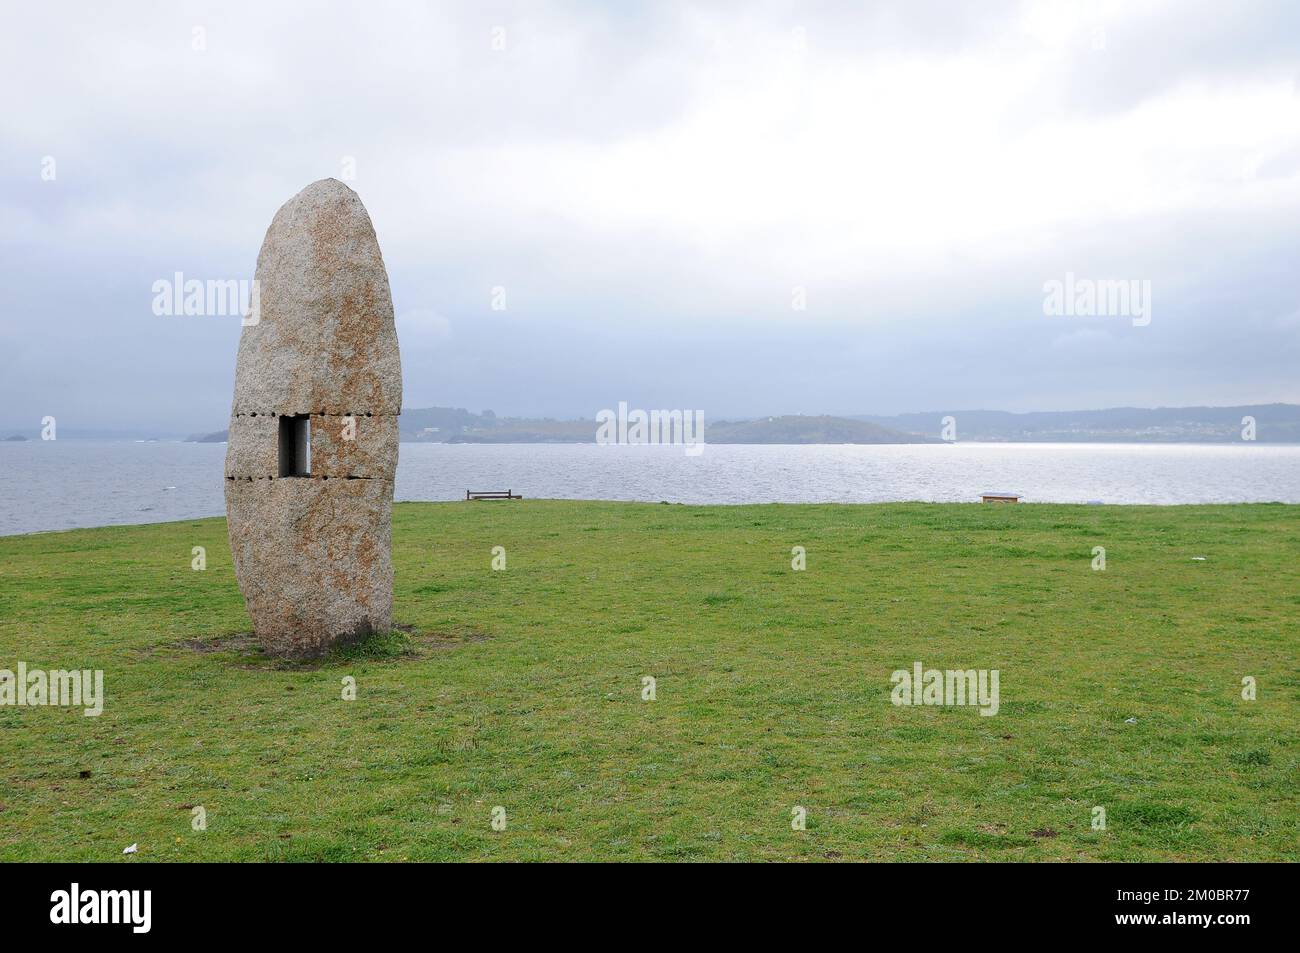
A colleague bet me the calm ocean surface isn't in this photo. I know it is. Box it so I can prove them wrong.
[1,440,1297,536]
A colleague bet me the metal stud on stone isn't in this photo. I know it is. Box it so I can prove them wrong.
[224,179,401,658]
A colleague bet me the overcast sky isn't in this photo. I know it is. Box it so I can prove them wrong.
[2,0,1299,433]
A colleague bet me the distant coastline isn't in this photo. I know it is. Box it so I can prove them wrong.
[4,402,1296,445]
[194,401,1300,445]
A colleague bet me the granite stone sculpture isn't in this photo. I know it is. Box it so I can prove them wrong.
[225,179,401,658]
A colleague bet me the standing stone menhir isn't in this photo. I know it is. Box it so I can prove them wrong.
[225,178,401,658]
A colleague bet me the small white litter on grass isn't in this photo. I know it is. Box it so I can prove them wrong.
[1124,717,1137,724]
[1191,556,1207,561]
[122,843,137,855]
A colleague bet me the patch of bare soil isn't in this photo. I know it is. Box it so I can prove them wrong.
[177,632,260,654]
[155,625,493,670]
[407,624,493,652]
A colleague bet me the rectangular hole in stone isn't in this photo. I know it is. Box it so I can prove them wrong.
[277,415,311,477]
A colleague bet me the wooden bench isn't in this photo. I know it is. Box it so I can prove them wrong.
[980,492,1021,504]
[466,490,523,501]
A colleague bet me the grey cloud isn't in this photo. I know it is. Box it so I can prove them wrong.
[1,0,1298,435]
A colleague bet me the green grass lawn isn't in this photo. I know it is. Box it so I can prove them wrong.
[1,501,1297,862]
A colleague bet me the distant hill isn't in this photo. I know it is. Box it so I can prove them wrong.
[178,403,1300,446]
[853,404,1300,442]
[707,415,937,444]
[403,407,594,443]
[402,409,934,444]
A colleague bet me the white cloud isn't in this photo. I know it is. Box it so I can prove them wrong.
[1,0,1299,427]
